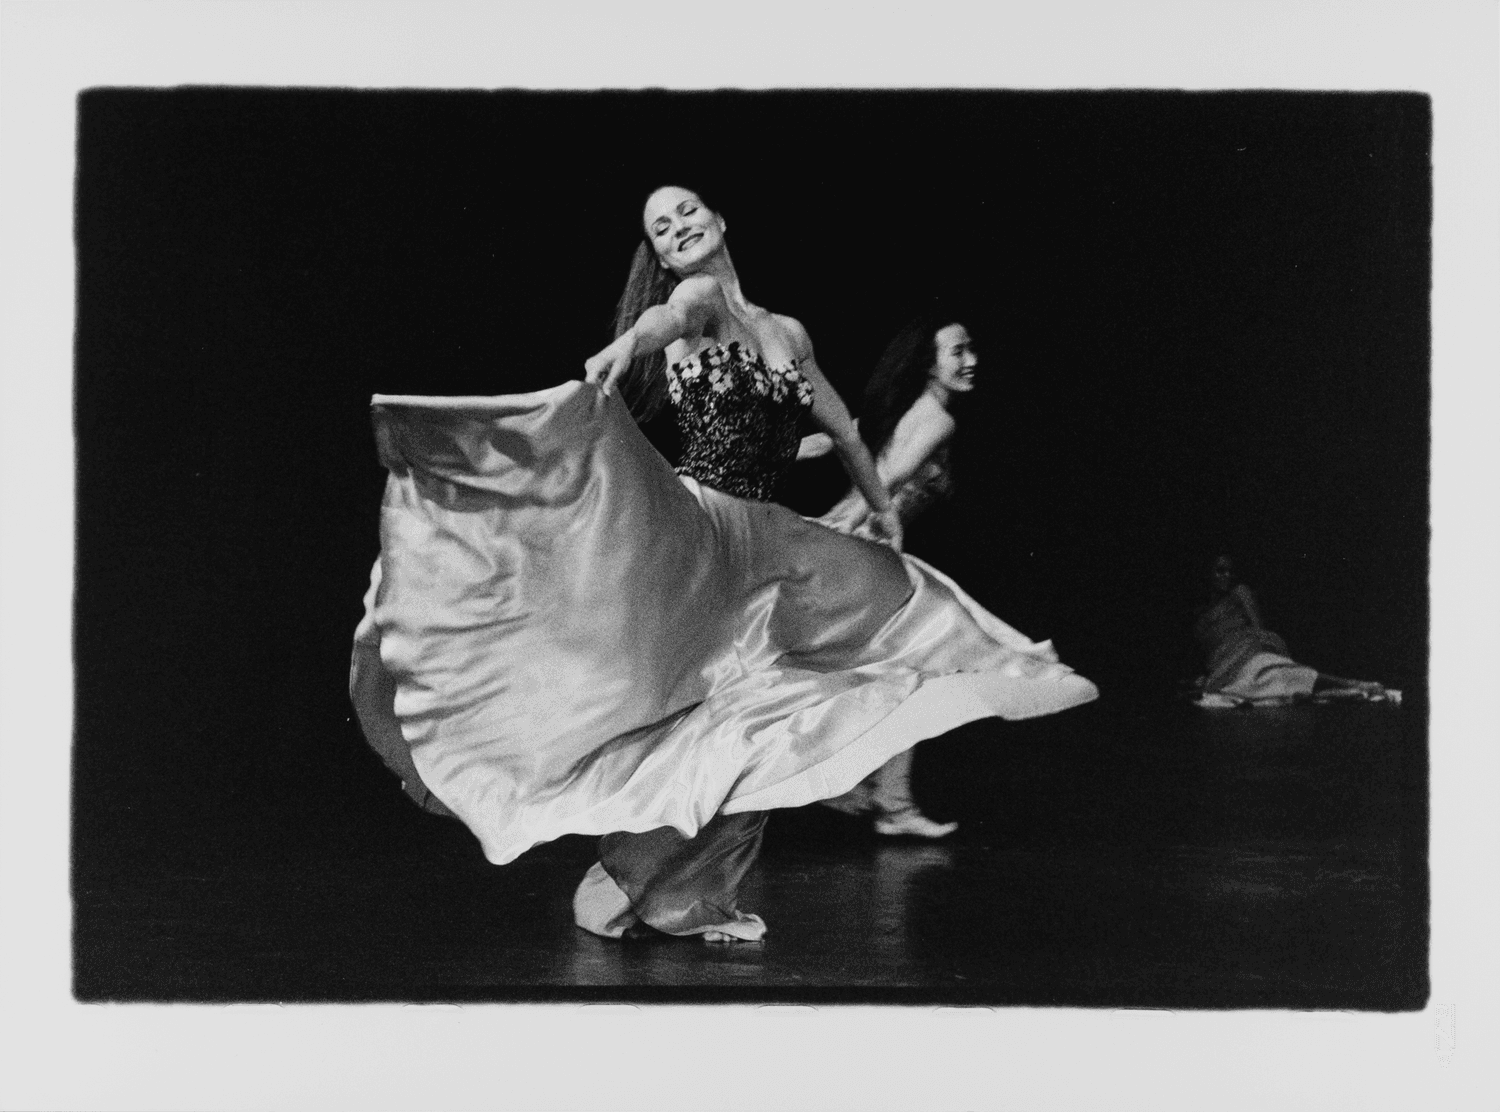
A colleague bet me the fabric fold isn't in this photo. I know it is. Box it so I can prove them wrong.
[352,381,1097,865]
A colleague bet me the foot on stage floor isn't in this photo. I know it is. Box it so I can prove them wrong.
[874,808,959,840]
[701,913,768,943]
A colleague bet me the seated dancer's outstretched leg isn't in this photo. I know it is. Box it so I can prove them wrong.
[1312,673,1388,698]
[574,810,769,943]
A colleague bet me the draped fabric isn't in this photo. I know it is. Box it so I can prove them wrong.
[1195,592,1318,703]
[350,381,1097,868]
[573,811,770,939]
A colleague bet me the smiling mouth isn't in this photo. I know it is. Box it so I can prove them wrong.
[678,233,704,252]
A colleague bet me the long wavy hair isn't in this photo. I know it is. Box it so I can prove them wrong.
[609,186,718,422]
[858,311,958,459]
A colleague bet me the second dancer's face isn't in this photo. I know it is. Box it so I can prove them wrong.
[644,187,725,276]
[929,324,979,393]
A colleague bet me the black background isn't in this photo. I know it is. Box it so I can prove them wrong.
[74,89,1429,879]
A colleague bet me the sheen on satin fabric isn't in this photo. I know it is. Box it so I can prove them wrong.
[350,381,1097,865]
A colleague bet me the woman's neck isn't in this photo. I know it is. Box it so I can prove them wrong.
[925,379,953,410]
[695,248,756,316]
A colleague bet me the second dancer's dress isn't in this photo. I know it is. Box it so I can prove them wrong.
[350,342,1097,940]
[814,395,962,827]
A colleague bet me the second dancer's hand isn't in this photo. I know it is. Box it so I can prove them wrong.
[868,507,903,553]
[584,334,635,397]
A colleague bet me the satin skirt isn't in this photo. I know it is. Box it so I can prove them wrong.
[1205,629,1318,702]
[350,381,1097,932]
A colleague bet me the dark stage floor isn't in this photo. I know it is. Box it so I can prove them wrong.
[73,698,1425,1008]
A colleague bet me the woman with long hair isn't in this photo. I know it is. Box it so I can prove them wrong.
[800,313,980,837]
[351,186,1096,945]
[806,311,976,539]
[588,187,902,544]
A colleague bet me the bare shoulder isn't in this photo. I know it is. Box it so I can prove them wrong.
[771,312,814,357]
[896,391,957,440]
[913,390,957,426]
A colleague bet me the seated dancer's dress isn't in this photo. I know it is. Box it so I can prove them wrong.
[349,342,1097,940]
[1194,587,1317,704]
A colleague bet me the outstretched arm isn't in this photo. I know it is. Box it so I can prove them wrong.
[584,275,719,396]
[782,319,903,551]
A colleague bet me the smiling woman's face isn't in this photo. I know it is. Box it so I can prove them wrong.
[643,186,725,276]
[929,323,978,394]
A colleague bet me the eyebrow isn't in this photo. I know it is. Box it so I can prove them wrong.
[649,199,699,233]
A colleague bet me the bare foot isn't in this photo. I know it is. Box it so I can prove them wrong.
[701,913,767,943]
[875,808,959,839]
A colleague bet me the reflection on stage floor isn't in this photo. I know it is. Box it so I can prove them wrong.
[73,698,1423,1009]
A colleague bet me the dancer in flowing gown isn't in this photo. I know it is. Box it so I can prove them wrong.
[1194,555,1392,706]
[798,312,980,838]
[350,186,1098,945]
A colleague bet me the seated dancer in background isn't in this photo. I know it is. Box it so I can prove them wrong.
[350,185,1097,946]
[1194,555,1394,706]
[799,312,980,838]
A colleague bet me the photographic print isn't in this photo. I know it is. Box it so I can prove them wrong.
[9,5,1499,1109]
[71,87,1429,1008]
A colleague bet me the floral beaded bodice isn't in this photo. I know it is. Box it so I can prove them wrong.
[666,341,815,502]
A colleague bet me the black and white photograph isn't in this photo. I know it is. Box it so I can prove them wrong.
[70,84,1430,1007]
[3,4,1497,1110]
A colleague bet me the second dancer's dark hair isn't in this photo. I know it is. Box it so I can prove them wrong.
[859,311,953,459]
